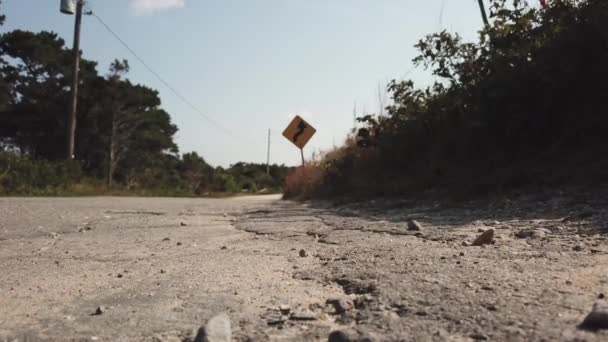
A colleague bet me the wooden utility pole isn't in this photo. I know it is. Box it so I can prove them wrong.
[66,0,84,160]
[266,129,271,176]
[477,0,490,28]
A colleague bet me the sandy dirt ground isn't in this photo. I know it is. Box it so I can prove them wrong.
[1,191,607,341]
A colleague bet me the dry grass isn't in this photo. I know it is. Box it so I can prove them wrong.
[283,163,325,199]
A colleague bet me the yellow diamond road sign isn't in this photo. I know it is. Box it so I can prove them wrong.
[282,115,316,150]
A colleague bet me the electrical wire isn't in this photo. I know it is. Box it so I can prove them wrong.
[91,12,253,144]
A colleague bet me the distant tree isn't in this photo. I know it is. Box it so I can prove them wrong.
[105,59,130,187]
[178,152,213,194]
[103,59,178,188]
[0,2,7,115]
[0,1,5,26]
[0,30,99,158]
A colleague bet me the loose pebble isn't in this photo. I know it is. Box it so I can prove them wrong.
[580,301,608,331]
[194,313,231,342]
[326,298,354,314]
[279,304,291,315]
[471,229,495,246]
[328,330,353,342]
[407,219,422,231]
[92,306,105,316]
[290,310,317,321]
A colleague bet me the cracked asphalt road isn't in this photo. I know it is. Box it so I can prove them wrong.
[1,193,607,341]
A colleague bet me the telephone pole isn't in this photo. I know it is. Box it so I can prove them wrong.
[266,129,271,176]
[477,0,490,28]
[66,0,84,160]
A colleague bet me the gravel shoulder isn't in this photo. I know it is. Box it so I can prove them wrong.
[1,192,608,341]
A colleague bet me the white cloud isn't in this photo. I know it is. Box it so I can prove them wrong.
[130,0,185,16]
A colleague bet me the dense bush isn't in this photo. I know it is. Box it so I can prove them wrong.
[285,0,608,199]
[0,152,81,195]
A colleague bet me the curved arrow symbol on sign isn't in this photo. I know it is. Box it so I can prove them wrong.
[292,121,307,144]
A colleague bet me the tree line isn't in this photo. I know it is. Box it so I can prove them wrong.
[0,2,292,195]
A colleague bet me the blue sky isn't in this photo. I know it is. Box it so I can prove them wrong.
[3,0,485,167]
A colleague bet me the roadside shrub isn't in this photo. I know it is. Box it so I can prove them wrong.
[283,163,325,199]
[285,0,608,199]
[0,152,82,195]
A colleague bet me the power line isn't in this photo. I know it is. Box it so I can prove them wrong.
[91,12,248,143]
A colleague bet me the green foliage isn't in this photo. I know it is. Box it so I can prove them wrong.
[0,152,81,195]
[290,0,608,198]
[226,162,292,193]
[210,170,240,193]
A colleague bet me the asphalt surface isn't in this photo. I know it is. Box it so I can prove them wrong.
[1,194,607,341]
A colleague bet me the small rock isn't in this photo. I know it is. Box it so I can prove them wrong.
[279,304,291,315]
[162,237,171,242]
[470,333,488,340]
[515,229,547,239]
[180,222,187,227]
[471,228,495,246]
[485,304,498,311]
[407,219,422,231]
[328,330,353,342]
[580,301,608,331]
[78,226,92,232]
[477,228,485,233]
[599,294,605,300]
[92,306,105,316]
[326,298,354,314]
[160,269,166,274]
[220,246,227,250]
[459,252,465,256]
[266,315,287,326]
[194,313,231,342]
[176,242,183,246]
[116,273,123,278]
[290,310,317,321]
[299,249,308,257]
[573,245,584,252]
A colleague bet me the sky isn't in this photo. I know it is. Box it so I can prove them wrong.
[2,0,485,167]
